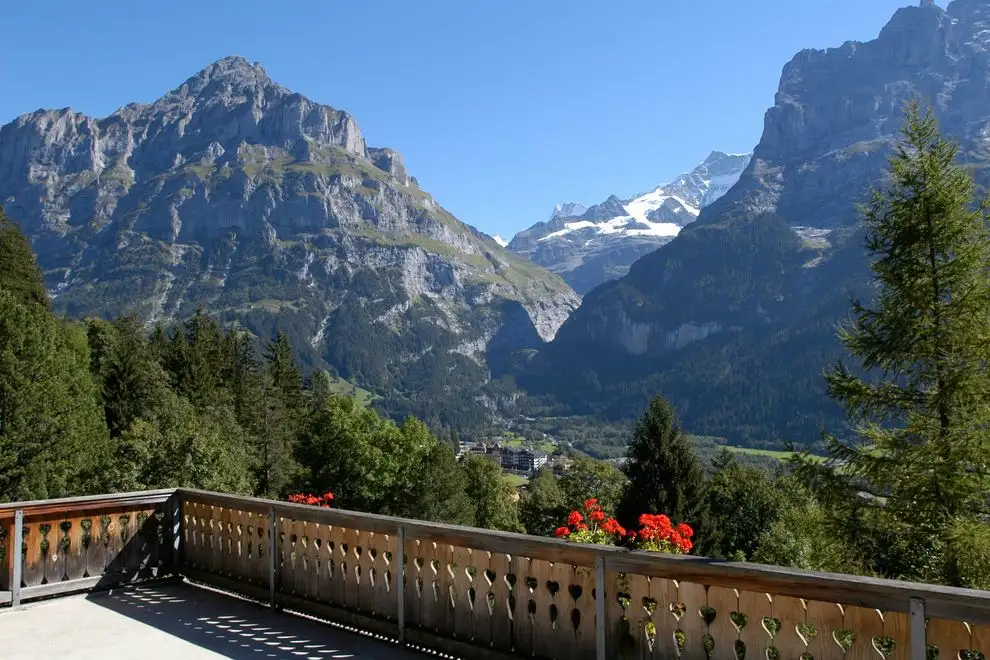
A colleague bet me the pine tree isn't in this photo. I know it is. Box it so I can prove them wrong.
[0,207,48,308]
[799,101,990,585]
[255,332,304,498]
[616,395,708,533]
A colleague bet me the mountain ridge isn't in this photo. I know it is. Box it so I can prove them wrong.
[0,55,580,433]
[507,151,751,293]
[515,0,990,447]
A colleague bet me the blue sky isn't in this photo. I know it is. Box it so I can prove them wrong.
[1,0,928,238]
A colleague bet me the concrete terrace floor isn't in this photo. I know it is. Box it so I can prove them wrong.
[0,582,428,659]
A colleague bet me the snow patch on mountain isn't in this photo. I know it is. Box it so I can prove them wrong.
[491,234,509,247]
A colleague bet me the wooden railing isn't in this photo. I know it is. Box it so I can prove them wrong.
[4,488,990,659]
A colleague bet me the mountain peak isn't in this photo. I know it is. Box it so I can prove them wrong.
[171,55,282,102]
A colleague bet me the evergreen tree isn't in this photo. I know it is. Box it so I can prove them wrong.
[0,291,111,500]
[798,101,990,585]
[616,395,707,533]
[255,332,305,498]
[88,315,170,438]
[0,207,48,308]
[400,442,475,525]
[520,467,567,536]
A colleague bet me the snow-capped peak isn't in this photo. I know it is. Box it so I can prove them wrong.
[536,151,752,244]
[491,234,509,247]
[552,202,588,219]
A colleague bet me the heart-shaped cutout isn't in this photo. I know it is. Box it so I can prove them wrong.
[833,629,855,651]
[430,559,440,574]
[484,569,496,585]
[730,611,748,631]
[700,606,716,626]
[466,565,477,579]
[872,636,895,659]
[642,596,658,615]
[369,548,377,561]
[505,573,517,588]
[569,584,583,601]
[670,601,687,620]
[525,576,538,592]
[796,622,818,644]
[545,580,560,597]
[959,650,987,660]
[616,592,632,610]
[446,563,456,580]
[354,545,363,558]
[414,556,424,570]
[341,542,348,555]
[762,617,781,639]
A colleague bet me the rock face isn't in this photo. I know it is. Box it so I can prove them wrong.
[508,151,751,294]
[0,55,580,431]
[520,0,990,444]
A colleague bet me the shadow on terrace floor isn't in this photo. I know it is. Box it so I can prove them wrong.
[0,581,427,659]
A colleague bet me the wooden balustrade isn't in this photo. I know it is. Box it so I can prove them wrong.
[0,489,178,606]
[5,487,990,660]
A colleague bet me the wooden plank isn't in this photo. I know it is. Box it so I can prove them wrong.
[405,537,427,630]
[373,532,396,620]
[547,559,575,659]
[882,610,911,660]
[63,513,87,581]
[292,518,309,597]
[772,595,808,658]
[736,589,773,660]
[803,599,847,660]
[434,541,456,638]
[971,622,990,653]
[451,545,475,641]
[326,524,346,608]
[20,520,44,588]
[650,575,680,659]
[488,551,513,654]
[678,580,708,660]
[706,585,739,660]
[624,571,653,660]
[605,568,631,656]
[528,558,557,659]
[569,562,597,660]
[842,605,885,660]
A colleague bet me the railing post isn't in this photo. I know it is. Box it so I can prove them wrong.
[910,597,926,660]
[11,509,23,608]
[397,525,406,643]
[170,493,182,572]
[596,554,606,660]
[268,506,277,610]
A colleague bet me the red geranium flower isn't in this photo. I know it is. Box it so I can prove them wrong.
[554,526,571,538]
[567,511,584,526]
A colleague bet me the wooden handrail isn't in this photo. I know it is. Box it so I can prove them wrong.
[0,488,177,519]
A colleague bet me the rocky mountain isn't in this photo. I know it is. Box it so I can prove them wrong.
[0,55,580,432]
[508,151,751,293]
[518,0,990,447]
